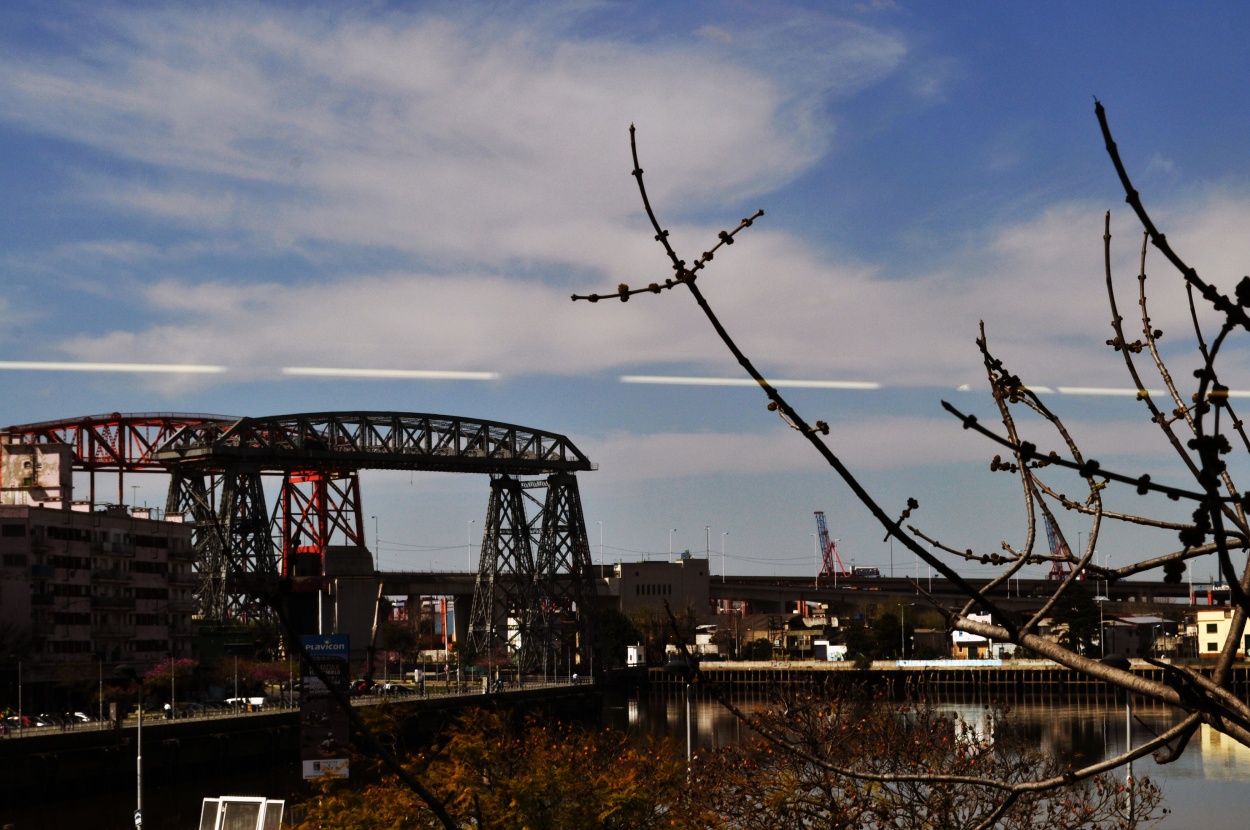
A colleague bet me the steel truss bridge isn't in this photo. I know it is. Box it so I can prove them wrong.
[1,411,599,674]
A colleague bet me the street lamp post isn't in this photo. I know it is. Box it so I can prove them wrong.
[669,528,676,563]
[812,533,818,587]
[371,515,379,570]
[597,521,603,567]
[467,520,476,572]
[136,681,143,828]
[117,666,143,828]
[1101,653,1134,821]
[721,531,728,584]
[899,604,909,659]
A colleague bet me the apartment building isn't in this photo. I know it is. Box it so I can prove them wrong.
[0,503,196,684]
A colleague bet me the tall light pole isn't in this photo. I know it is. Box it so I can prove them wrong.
[597,521,603,568]
[705,525,710,560]
[898,603,913,659]
[117,665,143,828]
[467,519,476,572]
[721,531,728,584]
[1101,653,1134,821]
[812,534,819,588]
[669,528,676,563]
[136,680,143,828]
[371,515,379,570]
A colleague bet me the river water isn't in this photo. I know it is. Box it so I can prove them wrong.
[7,691,1250,828]
[606,690,1250,829]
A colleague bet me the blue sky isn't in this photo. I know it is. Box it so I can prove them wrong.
[2,1,1249,582]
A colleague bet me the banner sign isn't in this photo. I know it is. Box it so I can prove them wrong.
[299,634,350,779]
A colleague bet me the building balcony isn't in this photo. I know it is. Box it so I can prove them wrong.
[92,541,136,557]
[169,572,199,587]
[93,624,137,638]
[31,594,54,607]
[92,567,132,583]
[91,596,136,610]
[31,563,56,578]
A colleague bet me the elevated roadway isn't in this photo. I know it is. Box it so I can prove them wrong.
[378,569,1193,617]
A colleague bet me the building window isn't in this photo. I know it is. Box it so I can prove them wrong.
[1208,642,1219,652]
[1,523,26,537]
[1207,623,1219,634]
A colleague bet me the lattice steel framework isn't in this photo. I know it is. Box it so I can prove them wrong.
[532,472,597,674]
[3,412,597,641]
[273,470,365,589]
[165,468,227,617]
[468,476,542,670]
[468,472,598,676]
[156,411,594,475]
[1,412,237,504]
[163,464,280,621]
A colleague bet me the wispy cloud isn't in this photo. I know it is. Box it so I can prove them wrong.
[0,6,898,265]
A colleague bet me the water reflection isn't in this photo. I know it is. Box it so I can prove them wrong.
[606,690,1250,829]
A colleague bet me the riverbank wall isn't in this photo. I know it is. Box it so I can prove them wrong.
[0,684,600,809]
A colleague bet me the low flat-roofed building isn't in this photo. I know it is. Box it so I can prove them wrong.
[607,557,711,618]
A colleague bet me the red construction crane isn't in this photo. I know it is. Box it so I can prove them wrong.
[814,510,849,578]
[1044,514,1084,580]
